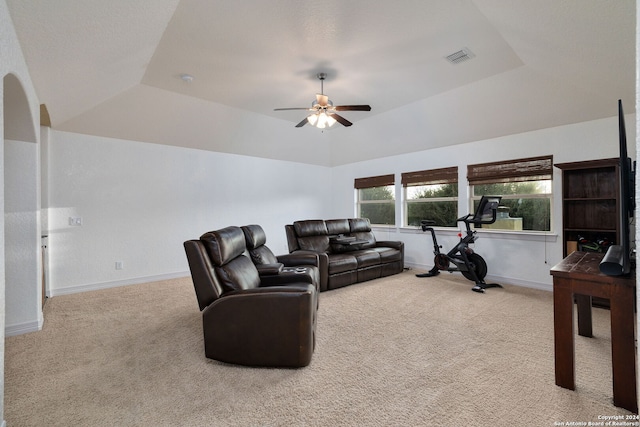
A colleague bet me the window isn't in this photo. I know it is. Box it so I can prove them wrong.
[355,174,395,225]
[402,167,458,227]
[468,156,552,231]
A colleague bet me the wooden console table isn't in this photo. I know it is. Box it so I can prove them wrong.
[550,251,637,413]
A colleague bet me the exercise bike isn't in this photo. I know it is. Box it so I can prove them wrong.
[416,195,502,293]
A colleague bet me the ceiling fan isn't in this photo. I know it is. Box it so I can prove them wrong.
[274,73,371,129]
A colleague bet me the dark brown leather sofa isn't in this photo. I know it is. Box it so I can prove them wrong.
[285,218,404,291]
[184,226,317,368]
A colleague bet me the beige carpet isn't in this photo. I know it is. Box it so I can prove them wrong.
[5,271,635,426]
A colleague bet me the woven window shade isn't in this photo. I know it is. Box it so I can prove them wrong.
[354,174,395,189]
[401,167,457,186]
[467,156,553,185]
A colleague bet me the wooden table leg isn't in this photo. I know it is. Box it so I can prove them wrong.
[609,287,638,413]
[553,278,575,390]
[575,294,593,337]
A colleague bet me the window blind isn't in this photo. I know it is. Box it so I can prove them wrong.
[467,155,553,185]
[401,166,458,186]
[354,174,395,189]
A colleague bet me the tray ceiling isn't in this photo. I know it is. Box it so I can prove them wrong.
[6,0,636,166]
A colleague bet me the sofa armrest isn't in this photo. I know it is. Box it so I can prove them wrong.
[225,283,313,295]
[276,251,319,267]
[256,263,284,275]
[308,252,328,292]
[376,240,404,251]
[281,250,328,291]
[259,273,313,287]
[203,284,316,367]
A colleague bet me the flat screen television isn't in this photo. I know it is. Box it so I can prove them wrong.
[599,99,635,276]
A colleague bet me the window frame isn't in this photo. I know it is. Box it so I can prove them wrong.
[354,174,396,226]
[467,156,553,232]
[402,167,458,227]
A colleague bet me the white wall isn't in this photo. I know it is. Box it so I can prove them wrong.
[46,113,635,295]
[1,0,42,424]
[46,130,333,295]
[331,114,636,290]
[5,139,41,333]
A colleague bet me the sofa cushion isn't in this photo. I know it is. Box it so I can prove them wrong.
[200,226,261,292]
[298,235,330,253]
[200,226,246,266]
[357,265,381,282]
[214,256,261,292]
[294,220,330,253]
[294,220,328,237]
[241,225,279,265]
[325,219,350,235]
[371,247,403,263]
[348,218,376,249]
[349,218,372,232]
[381,261,403,277]
[328,270,357,290]
[327,253,358,274]
[248,246,278,264]
[350,250,381,268]
[242,224,267,249]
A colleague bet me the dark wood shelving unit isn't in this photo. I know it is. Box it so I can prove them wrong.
[555,158,621,309]
[556,158,620,257]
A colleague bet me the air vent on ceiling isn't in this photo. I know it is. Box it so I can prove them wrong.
[445,48,475,64]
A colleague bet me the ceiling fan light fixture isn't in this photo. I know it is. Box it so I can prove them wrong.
[316,113,328,129]
[324,113,337,127]
[274,72,371,129]
[309,112,336,129]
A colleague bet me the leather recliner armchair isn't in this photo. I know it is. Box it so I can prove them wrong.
[241,224,321,291]
[184,226,317,368]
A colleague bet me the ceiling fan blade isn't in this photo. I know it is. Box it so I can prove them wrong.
[295,117,309,127]
[334,105,371,111]
[316,94,329,106]
[330,113,353,127]
[274,107,311,111]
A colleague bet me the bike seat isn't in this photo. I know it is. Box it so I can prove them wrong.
[420,220,436,226]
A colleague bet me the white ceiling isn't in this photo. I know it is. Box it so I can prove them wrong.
[6,0,636,166]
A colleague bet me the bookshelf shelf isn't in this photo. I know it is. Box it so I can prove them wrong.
[555,158,620,257]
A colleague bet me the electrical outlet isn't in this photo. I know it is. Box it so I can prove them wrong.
[115,261,123,270]
[68,217,83,226]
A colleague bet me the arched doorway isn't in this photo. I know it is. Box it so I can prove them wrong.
[3,73,41,336]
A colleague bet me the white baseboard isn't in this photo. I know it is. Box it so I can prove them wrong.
[484,273,552,292]
[48,271,190,297]
[6,273,189,336]
[404,262,552,292]
[5,316,43,337]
